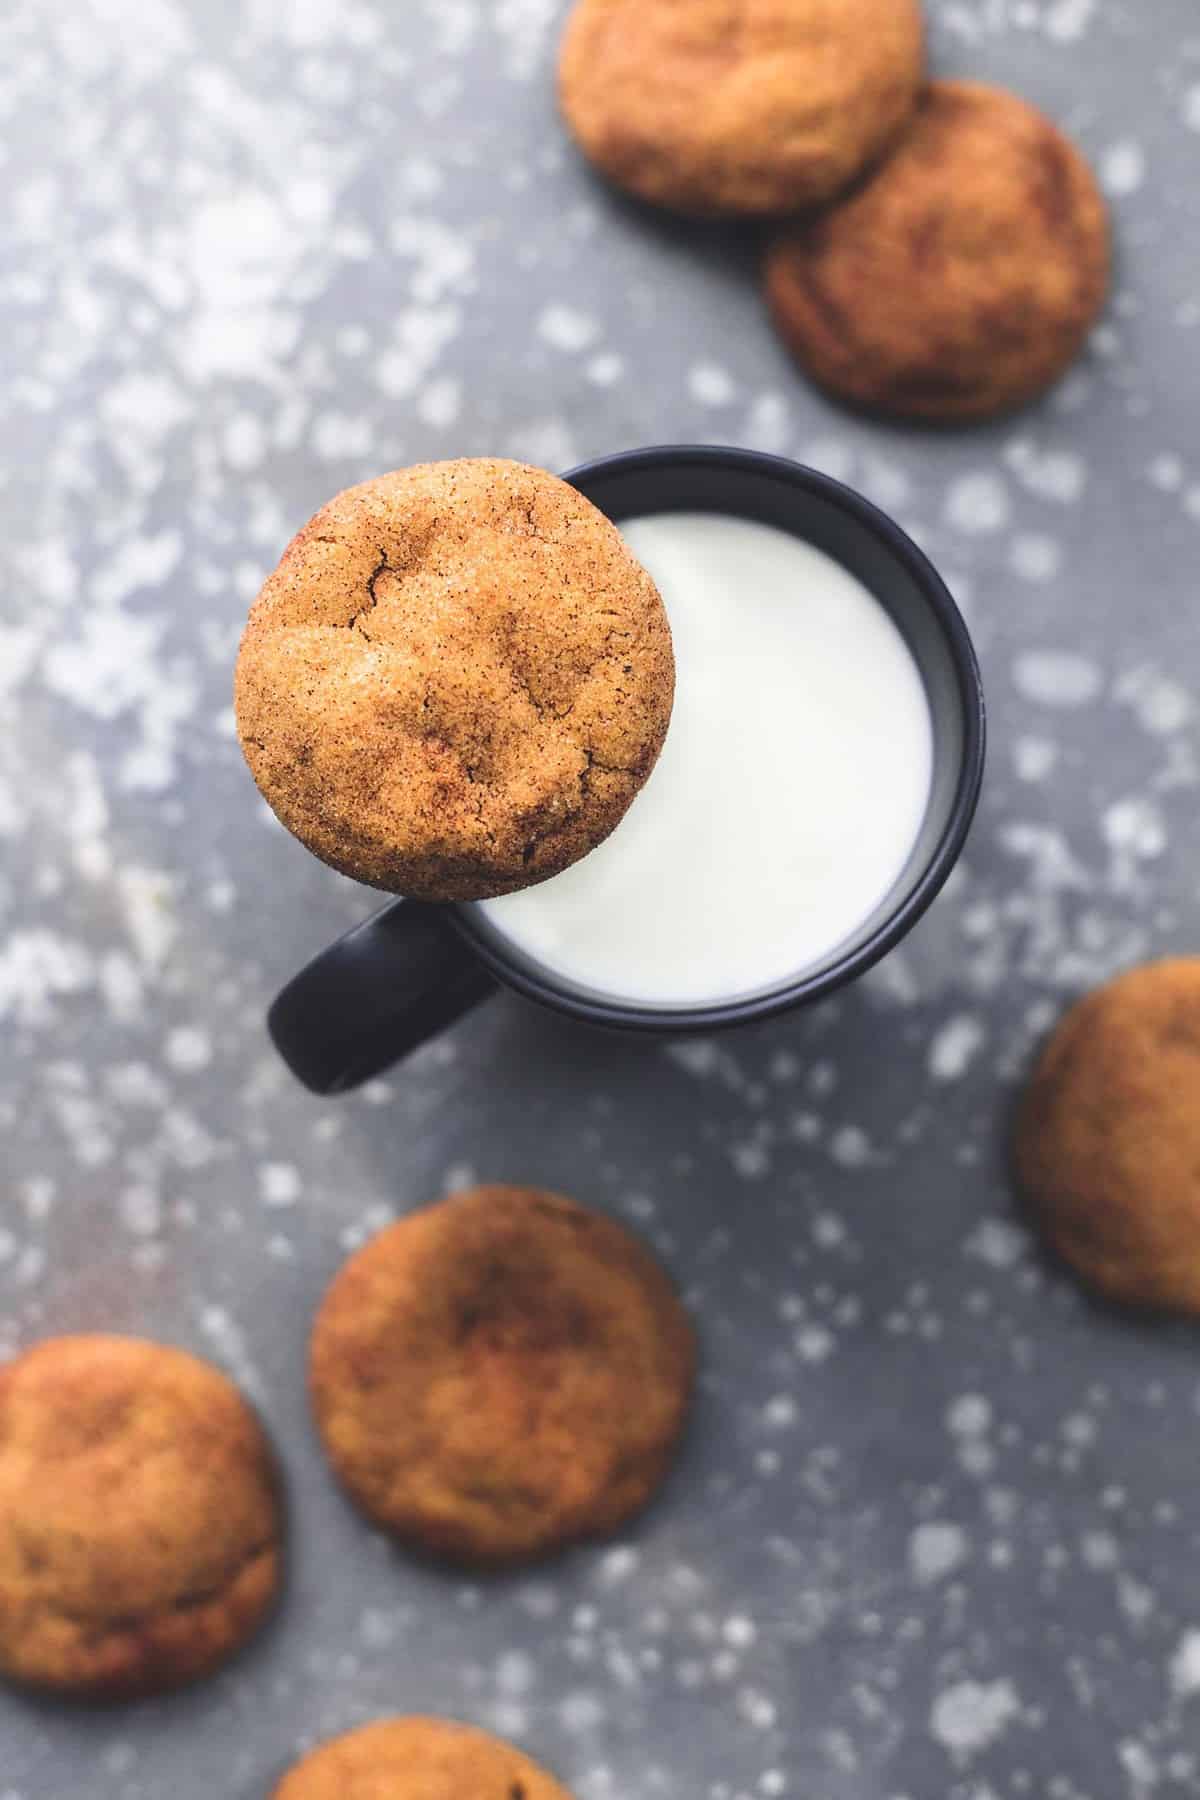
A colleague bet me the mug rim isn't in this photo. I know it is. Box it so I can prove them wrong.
[450,443,986,1034]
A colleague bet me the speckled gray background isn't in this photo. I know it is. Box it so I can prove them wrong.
[3,1,1200,1795]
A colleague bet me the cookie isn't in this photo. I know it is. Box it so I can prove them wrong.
[559,0,925,216]
[1014,960,1200,1313]
[235,459,674,903]
[0,1335,282,1699]
[275,1713,575,1800]
[766,81,1110,421]
[309,1185,695,1564]
[273,1717,575,1800]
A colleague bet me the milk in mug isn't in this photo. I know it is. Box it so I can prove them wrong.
[477,511,934,1007]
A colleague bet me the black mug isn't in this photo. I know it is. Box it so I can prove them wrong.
[269,446,986,1094]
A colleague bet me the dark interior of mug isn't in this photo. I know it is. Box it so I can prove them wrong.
[456,446,984,1030]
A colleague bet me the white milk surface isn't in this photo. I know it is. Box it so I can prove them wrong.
[477,512,934,1007]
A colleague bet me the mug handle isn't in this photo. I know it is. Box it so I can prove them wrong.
[268,901,498,1094]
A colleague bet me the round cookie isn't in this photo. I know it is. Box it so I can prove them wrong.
[235,459,675,903]
[1014,960,1200,1314]
[273,1717,575,1800]
[0,1335,282,1699]
[559,0,925,216]
[766,80,1110,421]
[309,1185,695,1564]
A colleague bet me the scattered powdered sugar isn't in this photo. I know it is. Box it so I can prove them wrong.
[944,471,1012,535]
[965,1219,1027,1270]
[1005,441,1088,504]
[1013,650,1103,707]
[259,1162,302,1207]
[1044,0,1096,40]
[538,304,600,353]
[1009,533,1062,583]
[1013,736,1058,782]
[1115,667,1194,735]
[164,1025,213,1071]
[910,1522,969,1585]
[928,1014,986,1082]
[688,362,737,408]
[0,931,94,1026]
[1100,141,1147,197]
[1170,1631,1200,1700]
[1103,797,1167,862]
[197,1304,266,1402]
[930,1679,1020,1761]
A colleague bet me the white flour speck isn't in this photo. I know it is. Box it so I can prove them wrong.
[417,376,462,429]
[830,1125,872,1167]
[0,931,94,1025]
[1005,442,1088,504]
[1013,650,1102,708]
[944,472,1012,535]
[738,1688,778,1730]
[1116,667,1193,735]
[932,1680,1020,1761]
[119,1185,162,1239]
[1010,534,1062,583]
[1044,0,1095,39]
[929,1014,986,1082]
[948,1394,992,1437]
[496,1650,537,1695]
[561,1691,605,1733]
[1100,141,1146,197]
[1103,797,1166,860]
[586,352,624,386]
[689,363,737,407]
[910,1522,968,1584]
[598,1546,639,1586]
[966,1219,1026,1269]
[165,1026,213,1072]
[1170,1631,1200,1699]
[1013,737,1058,782]
[538,304,599,353]
[198,1304,265,1400]
[796,1324,834,1363]
[117,867,177,967]
[260,1163,301,1207]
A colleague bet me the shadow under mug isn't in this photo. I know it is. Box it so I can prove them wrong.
[269,445,986,1094]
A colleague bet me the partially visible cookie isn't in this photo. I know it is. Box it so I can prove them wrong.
[309,1185,695,1564]
[0,1335,282,1699]
[1014,960,1200,1313]
[558,0,925,216]
[273,1717,576,1800]
[766,80,1110,421]
[235,459,675,903]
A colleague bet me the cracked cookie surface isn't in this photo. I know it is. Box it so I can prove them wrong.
[273,1716,576,1800]
[235,459,675,902]
[0,1334,282,1698]
[558,0,925,216]
[309,1185,696,1565]
[766,81,1110,422]
[1015,960,1200,1315]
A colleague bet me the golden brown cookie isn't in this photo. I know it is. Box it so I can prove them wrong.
[0,1335,282,1699]
[273,1717,575,1800]
[235,459,674,903]
[309,1185,695,1564]
[559,0,925,216]
[1014,960,1200,1314]
[766,80,1110,421]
